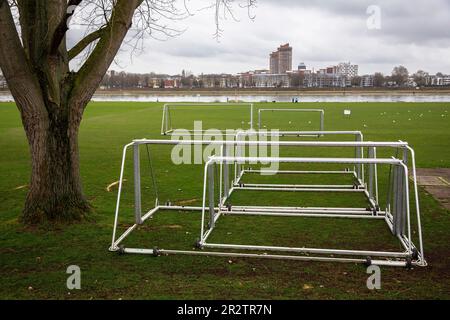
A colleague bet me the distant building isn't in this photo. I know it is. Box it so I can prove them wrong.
[298,63,307,70]
[336,62,359,78]
[360,75,374,87]
[253,72,290,88]
[238,71,255,88]
[164,79,178,89]
[426,74,450,86]
[270,52,279,74]
[198,74,239,88]
[303,72,349,88]
[269,43,293,74]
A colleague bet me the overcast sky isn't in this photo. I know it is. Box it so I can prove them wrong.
[70,0,450,76]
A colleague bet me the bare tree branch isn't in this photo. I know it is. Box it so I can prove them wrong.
[70,0,143,108]
[68,27,105,60]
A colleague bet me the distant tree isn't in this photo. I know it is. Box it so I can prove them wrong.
[351,76,362,87]
[391,66,409,86]
[413,70,429,87]
[436,72,444,77]
[373,72,385,87]
[0,0,256,225]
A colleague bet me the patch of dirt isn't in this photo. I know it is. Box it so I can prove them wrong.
[414,168,450,210]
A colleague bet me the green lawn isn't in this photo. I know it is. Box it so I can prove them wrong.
[0,101,449,299]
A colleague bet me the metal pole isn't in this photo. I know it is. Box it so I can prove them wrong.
[368,147,374,201]
[208,163,215,229]
[406,146,425,263]
[355,134,363,183]
[133,144,142,225]
[320,110,325,135]
[374,147,379,204]
[394,165,404,236]
[223,145,230,201]
[110,142,134,250]
[161,105,167,135]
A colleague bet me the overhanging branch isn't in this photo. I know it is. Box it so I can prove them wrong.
[68,28,105,61]
[70,0,143,108]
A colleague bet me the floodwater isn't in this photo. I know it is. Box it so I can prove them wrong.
[1,92,450,103]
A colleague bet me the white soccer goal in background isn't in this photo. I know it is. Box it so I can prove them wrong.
[161,103,254,135]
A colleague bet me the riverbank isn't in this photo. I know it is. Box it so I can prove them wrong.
[1,101,449,299]
[93,87,450,96]
[2,88,450,103]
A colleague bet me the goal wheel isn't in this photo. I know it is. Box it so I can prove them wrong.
[118,245,126,255]
[412,248,419,260]
[365,256,372,267]
[194,239,203,250]
[406,256,413,269]
[153,247,160,257]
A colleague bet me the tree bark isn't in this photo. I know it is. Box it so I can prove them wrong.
[21,102,90,224]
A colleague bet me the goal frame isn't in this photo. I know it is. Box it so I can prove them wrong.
[109,138,425,268]
[233,130,367,194]
[161,103,255,135]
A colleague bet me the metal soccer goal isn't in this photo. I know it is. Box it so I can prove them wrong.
[233,130,366,193]
[198,152,425,268]
[161,103,255,135]
[109,138,425,268]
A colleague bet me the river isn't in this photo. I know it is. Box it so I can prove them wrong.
[1,91,450,103]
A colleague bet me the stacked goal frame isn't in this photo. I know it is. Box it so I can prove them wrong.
[110,138,426,268]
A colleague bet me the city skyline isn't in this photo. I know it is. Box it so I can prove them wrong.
[68,0,450,76]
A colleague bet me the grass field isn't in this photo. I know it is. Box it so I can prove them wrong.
[0,101,449,300]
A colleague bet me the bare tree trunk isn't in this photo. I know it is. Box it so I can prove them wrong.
[20,102,90,224]
[0,0,141,224]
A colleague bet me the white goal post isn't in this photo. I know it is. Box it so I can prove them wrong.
[161,103,255,135]
[109,138,425,268]
[233,130,366,191]
[199,154,424,268]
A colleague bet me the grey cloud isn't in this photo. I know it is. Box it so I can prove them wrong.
[69,0,450,75]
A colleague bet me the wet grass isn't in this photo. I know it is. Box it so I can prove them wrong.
[0,101,449,300]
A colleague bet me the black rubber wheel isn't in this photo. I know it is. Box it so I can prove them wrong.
[153,247,160,257]
[118,245,125,255]
[194,239,203,250]
[365,256,372,267]
[406,256,413,269]
[411,248,419,260]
